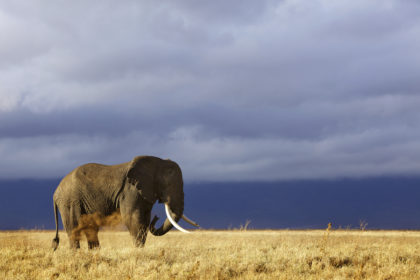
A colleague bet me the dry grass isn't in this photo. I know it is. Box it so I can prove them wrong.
[1,229,420,279]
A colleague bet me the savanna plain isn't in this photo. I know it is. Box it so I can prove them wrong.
[1,229,419,280]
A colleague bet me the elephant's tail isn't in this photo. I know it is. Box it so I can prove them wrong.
[52,200,60,251]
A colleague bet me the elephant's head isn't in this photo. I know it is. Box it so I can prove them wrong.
[126,156,197,236]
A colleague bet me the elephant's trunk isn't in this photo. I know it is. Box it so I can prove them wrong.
[149,199,184,236]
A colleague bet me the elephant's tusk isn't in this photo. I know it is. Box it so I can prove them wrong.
[182,214,200,228]
[165,204,190,234]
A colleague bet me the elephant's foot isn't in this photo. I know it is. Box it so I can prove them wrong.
[84,228,100,249]
[134,229,148,247]
[70,239,80,249]
[134,239,146,248]
[88,240,100,249]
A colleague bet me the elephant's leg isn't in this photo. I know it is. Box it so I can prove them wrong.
[59,206,80,249]
[66,205,82,249]
[123,208,151,247]
[135,211,151,247]
[69,237,81,249]
[85,227,100,249]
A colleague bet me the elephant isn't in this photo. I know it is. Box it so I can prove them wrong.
[51,155,199,250]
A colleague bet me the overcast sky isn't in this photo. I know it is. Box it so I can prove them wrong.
[1,0,420,181]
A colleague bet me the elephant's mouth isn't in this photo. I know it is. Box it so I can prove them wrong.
[149,204,199,235]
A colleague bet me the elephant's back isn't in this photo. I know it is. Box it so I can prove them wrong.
[73,162,128,184]
[54,162,128,206]
[73,163,111,182]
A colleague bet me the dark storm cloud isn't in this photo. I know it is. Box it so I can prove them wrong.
[1,0,420,180]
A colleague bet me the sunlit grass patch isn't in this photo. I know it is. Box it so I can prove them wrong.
[0,229,419,279]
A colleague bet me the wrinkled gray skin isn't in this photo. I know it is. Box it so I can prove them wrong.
[52,156,184,249]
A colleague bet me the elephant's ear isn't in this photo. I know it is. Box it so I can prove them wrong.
[126,156,158,203]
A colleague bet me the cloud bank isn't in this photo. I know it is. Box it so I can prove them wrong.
[1,0,420,181]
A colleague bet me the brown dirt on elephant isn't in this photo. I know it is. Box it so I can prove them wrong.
[71,211,122,243]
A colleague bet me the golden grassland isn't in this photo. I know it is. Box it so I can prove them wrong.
[1,229,420,279]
